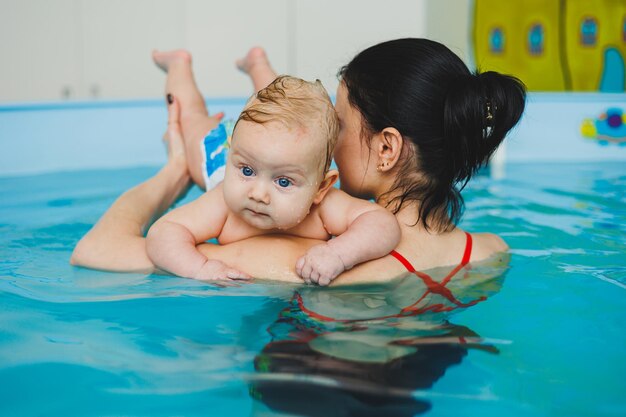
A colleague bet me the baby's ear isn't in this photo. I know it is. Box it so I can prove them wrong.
[313,169,339,204]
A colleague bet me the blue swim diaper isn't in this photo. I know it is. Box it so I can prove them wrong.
[201,120,234,189]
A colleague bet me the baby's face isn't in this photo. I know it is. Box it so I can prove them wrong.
[222,120,325,230]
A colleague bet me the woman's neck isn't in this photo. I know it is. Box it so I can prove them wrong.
[394,202,426,230]
[379,192,453,236]
[376,190,421,226]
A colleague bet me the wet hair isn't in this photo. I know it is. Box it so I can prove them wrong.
[339,38,526,231]
[236,75,339,174]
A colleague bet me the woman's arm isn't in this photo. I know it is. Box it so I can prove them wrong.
[70,162,190,272]
[196,236,316,283]
[70,98,192,273]
[196,235,408,286]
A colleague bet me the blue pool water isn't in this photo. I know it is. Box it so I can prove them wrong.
[0,162,624,417]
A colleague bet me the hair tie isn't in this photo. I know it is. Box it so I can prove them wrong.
[483,100,496,138]
[485,100,495,124]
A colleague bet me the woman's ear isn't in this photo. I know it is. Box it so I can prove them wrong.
[313,169,339,204]
[375,127,403,172]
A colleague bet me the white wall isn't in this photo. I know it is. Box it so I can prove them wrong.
[424,0,473,65]
[0,0,468,102]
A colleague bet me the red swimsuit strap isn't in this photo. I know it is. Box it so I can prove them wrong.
[388,249,416,273]
[292,232,482,324]
[461,231,473,266]
[389,232,473,273]
[390,232,483,313]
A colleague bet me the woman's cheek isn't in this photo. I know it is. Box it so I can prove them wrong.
[333,141,348,171]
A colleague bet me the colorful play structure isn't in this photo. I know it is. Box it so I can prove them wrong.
[580,108,626,145]
[473,0,626,92]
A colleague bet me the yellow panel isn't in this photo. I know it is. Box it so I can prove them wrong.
[474,0,565,91]
[474,0,522,74]
[565,0,626,91]
[520,0,566,90]
[566,0,605,90]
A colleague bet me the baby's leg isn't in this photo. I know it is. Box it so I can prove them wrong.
[153,50,219,189]
[236,47,278,93]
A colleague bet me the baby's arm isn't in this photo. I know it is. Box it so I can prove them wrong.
[296,189,401,286]
[146,184,250,281]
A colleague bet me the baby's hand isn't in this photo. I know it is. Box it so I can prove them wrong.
[194,259,251,282]
[296,243,346,286]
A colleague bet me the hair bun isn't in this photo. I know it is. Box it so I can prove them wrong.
[443,71,526,185]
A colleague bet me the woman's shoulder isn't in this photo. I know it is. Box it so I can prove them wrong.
[333,254,408,286]
[468,232,509,262]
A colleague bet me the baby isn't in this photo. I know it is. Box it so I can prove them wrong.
[147,51,400,286]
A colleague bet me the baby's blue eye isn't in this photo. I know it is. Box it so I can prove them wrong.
[277,178,292,188]
[241,166,254,177]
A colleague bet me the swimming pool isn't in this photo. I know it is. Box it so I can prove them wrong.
[1,94,625,416]
[1,159,624,416]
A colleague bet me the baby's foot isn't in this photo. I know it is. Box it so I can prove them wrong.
[152,49,192,73]
[236,47,277,92]
[236,47,271,75]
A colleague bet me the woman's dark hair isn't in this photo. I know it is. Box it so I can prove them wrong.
[339,38,526,231]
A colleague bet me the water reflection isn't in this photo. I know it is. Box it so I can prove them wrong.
[249,260,507,416]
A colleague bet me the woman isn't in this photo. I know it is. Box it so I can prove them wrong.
[71,38,526,286]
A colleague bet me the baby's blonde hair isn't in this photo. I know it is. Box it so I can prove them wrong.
[236,75,339,173]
